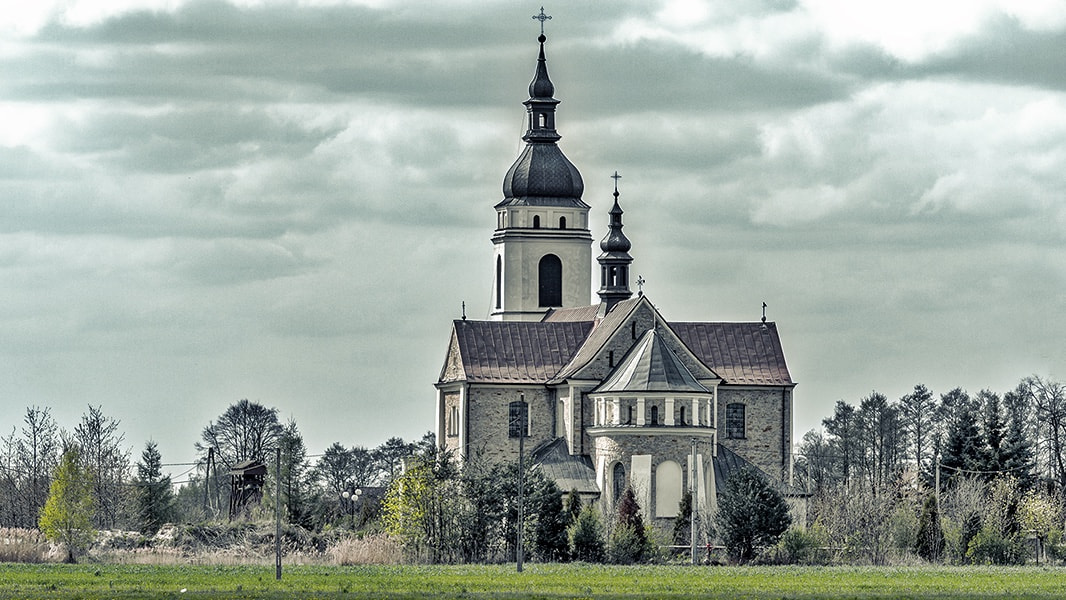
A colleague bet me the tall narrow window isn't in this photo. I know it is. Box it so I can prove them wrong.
[612,463,626,502]
[448,405,459,437]
[726,403,746,439]
[559,216,566,229]
[650,405,660,426]
[532,215,541,228]
[495,256,502,309]
[508,401,529,438]
[538,254,562,307]
[679,406,686,426]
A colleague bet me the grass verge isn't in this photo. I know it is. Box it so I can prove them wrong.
[0,563,1063,599]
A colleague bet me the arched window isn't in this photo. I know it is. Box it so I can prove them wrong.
[559,216,566,229]
[650,405,660,426]
[495,256,502,309]
[679,406,687,426]
[538,254,562,307]
[532,215,541,228]
[726,403,745,439]
[612,463,626,502]
[655,461,683,517]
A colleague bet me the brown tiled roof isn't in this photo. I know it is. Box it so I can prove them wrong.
[449,319,593,383]
[542,304,601,322]
[671,321,794,386]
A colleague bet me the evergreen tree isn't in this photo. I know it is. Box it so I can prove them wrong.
[565,488,583,525]
[716,467,792,563]
[915,494,945,562]
[39,447,95,563]
[900,384,937,484]
[940,390,981,488]
[278,419,311,527]
[1002,385,1037,490]
[609,487,649,564]
[673,490,693,545]
[568,505,605,562]
[977,390,1008,480]
[530,478,569,562]
[135,441,174,535]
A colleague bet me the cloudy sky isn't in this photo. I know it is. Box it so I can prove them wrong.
[2,0,1065,468]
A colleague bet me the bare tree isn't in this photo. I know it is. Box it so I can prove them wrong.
[72,405,131,529]
[197,399,283,511]
[1024,375,1066,489]
[14,407,60,528]
[900,384,936,483]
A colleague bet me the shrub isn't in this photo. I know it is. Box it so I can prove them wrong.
[569,506,605,563]
[715,467,791,563]
[760,526,830,565]
[330,533,403,565]
[0,528,48,563]
[915,494,945,562]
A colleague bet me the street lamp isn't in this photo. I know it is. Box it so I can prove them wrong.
[342,488,362,530]
[509,393,529,573]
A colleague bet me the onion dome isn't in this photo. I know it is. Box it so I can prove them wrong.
[600,190,632,254]
[498,34,586,208]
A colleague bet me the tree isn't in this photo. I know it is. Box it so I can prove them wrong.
[716,467,791,563]
[72,405,131,529]
[135,441,174,535]
[277,419,311,527]
[940,389,981,488]
[15,407,59,528]
[823,401,858,487]
[609,487,649,564]
[1002,383,1037,490]
[39,447,95,563]
[1023,376,1066,489]
[915,494,945,562]
[900,384,937,483]
[568,505,605,562]
[976,390,1008,480]
[672,491,693,545]
[197,399,283,510]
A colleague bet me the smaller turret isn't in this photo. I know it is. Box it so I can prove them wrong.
[597,172,634,310]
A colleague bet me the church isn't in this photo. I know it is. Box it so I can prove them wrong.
[434,30,797,525]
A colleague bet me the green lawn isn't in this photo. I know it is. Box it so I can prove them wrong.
[1,563,1063,599]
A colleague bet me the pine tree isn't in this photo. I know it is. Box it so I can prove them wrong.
[900,384,937,484]
[565,488,583,525]
[977,390,1007,480]
[940,390,981,488]
[715,467,792,563]
[673,490,693,545]
[136,441,174,535]
[1002,385,1037,491]
[609,487,648,564]
[915,493,945,562]
[39,447,95,563]
[568,505,605,563]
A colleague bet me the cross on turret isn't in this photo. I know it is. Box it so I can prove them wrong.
[532,7,552,35]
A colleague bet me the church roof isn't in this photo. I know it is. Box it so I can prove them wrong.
[532,437,598,494]
[441,300,793,387]
[594,329,710,393]
[447,319,592,383]
[671,322,793,386]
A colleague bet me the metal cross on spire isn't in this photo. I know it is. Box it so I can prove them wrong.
[532,7,552,35]
[611,170,621,194]
[637,275,646,296]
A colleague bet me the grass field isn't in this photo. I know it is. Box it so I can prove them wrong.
[2,563,1065,599]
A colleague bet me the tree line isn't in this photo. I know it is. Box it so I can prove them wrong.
[793,375,1066,564]
[0,400,433,541]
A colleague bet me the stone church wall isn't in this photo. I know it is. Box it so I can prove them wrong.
[717,386,792,483]
[464,385,555,466]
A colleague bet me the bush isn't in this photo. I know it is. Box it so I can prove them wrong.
[759,526,830,565]
[329,533,403,565]
[608,523,647,565]
[915,494,945,562]
[0,528,48,563]
[715,467,791,563]
[569,506,605,563]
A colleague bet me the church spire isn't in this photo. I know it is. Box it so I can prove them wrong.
[598,172,634,309]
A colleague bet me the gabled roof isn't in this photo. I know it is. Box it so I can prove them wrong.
[593,329,710,394]
[445,319,592,383]
[550,296,644,382]
[672,322,794,386]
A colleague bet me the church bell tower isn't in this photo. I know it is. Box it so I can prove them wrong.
[489,31,592,321]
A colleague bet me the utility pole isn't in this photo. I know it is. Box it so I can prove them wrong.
[517,393,526,573]
[275,446,282,581]
[690,438,697,565]
[934,454,941,512]
[203,447,214,517]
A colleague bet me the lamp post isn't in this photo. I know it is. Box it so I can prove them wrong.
[690,438,698,565]
[512,393,528,573]
[342,488,363,530]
